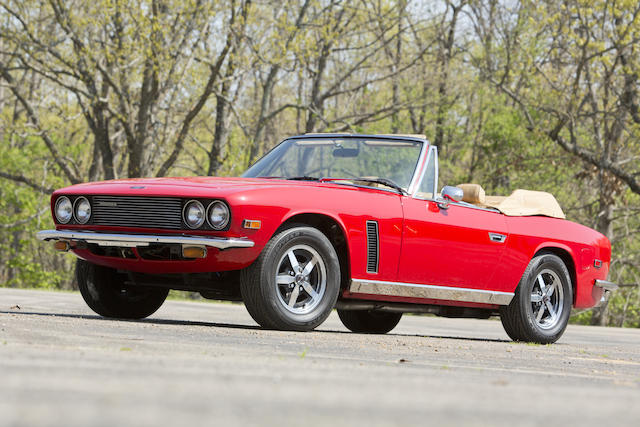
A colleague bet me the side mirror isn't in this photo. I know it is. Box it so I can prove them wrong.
[437,186,463,209]
[441,186,463,202]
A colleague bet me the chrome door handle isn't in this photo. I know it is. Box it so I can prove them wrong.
[488,232,506,243]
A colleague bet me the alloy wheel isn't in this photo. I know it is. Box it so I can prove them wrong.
[275,244,327,315]
[530,268,564,330]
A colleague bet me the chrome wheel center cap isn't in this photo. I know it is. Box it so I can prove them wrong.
[295,274,305,285]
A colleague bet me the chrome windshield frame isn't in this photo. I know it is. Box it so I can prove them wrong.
[410,145,438,200]
[406,140,429,195]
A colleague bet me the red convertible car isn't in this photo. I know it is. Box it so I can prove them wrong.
[38,134,617,343]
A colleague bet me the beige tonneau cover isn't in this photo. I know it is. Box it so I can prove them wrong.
[456,184,565,219]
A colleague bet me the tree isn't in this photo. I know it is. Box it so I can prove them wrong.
[469,0,640,324]
[0,0,251,181]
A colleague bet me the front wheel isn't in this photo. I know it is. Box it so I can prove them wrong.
[499,253,573,344]
[240,226,341,331]
[76,259,168,319]
[337,309,402,334]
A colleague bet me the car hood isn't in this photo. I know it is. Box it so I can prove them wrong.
[53,176,345,198]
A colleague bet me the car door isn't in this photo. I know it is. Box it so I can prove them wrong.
[398,197,508,291]
[397,146,509,292]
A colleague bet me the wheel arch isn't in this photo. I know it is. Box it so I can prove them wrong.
[275,212,351,290]
[533,245,577,305]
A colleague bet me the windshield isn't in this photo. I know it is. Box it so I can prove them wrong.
[242,138,424,190]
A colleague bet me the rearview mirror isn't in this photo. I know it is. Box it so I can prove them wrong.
[332,147,359,158]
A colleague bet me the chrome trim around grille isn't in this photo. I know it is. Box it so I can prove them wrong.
[37,230,254,250]
[349,278,514,305]
[594,279,618,291]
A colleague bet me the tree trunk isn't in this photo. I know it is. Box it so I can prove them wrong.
[434,3,461,150]
[249,67,278,163]
[208,60,234,176]
[94,108,115,180]
[390,0,405,134]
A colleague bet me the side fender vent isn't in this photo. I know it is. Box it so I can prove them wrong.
[366,220,379,274]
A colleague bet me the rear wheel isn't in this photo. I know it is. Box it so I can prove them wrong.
[240,226,340,331]
[499,253,572,344]
[337,309,402,334]
[76,259,168,319]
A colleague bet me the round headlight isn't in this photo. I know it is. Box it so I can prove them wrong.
[183,200,205,229]
[207,201,230,230]
[74,197,91,224]
[54,196,73,224]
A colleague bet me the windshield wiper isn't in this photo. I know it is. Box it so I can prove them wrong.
[286,176,321,181]
[322,177,406,195]
[257,176,320,181]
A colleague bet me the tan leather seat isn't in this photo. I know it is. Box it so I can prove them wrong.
[456,183,486,205]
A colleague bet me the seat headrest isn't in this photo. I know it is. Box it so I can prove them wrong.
[456,183,486,204]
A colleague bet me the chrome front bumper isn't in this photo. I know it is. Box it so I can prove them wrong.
[36,229,254,250]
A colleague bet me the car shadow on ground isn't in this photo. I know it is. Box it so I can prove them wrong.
[0,309,510,343]
[0,310,262,330]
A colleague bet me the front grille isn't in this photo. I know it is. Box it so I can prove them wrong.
[366,220,379,273]
[92,196,183,229]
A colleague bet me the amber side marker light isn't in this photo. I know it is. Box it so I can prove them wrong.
[54,241,70,252]
[243,219,261,230]
[182,245,207,259]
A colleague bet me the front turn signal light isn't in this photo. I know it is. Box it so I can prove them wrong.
[242,219,261,230]
[54,241,70,252]
[182,245,207,259]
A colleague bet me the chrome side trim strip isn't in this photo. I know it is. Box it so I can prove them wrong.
[594,279,618,292]
[36,229,254,250]
[349,278,514,305]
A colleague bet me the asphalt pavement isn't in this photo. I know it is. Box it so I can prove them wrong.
[1,287,639,427]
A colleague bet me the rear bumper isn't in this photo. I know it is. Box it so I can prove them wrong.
[594,279,618,292]
[594,279,618,307]
[36,229,254,250]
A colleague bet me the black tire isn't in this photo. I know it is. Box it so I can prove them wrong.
[240,225,341,331]
[499,253,573,344]
[337,309,402,334]
[76,259,168,319]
